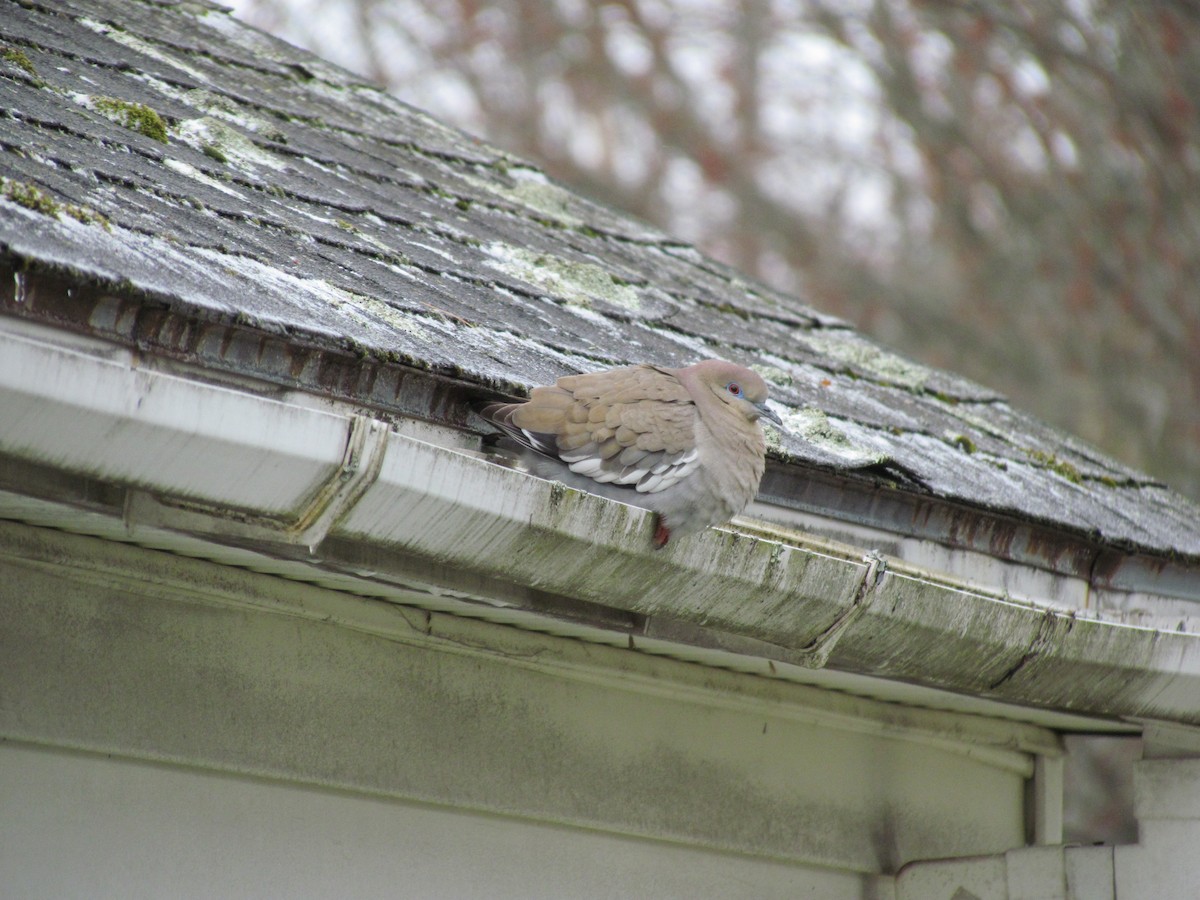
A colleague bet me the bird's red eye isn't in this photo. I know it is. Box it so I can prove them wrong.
[727,382,742,396]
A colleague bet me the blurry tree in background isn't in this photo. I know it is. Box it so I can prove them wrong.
[230,0,1190,844]
[232,0,1200,502]
[232,0,1200,501]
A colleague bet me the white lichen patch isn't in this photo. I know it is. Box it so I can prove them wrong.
[554,298,611,327]
[404,238,458,264]
[303,78,352,103]
[780,407,892,466]
[176,117,286,172]
[349,295,432,338]
[660,244,705,264]
[141,79,288,141]
[463,165,584,227]
[195,6,284,52]
[751,363,792,388]
[344,223,400,258]
[197,8,352,90]
[497,333,616,382]
[190,248,429,338]
[762,419,786,454]
[508,181,582,226]
[162,158,245,199]
[800,329,937,392]
[344,221,462,271]
[487,243,642,312]
[78,18,212,83]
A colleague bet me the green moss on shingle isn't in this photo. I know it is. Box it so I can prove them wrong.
[3,179,59,215]
[714,301,751,320]
[1026,448,1082,484]
[200,142,228,164]
[950,434,977,455]
[63,202,112,230]
[1,46,40,83]
[93,96,169,143]
[1,45,38,82]
[1,178,112,230]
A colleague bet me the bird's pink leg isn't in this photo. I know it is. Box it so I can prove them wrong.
[652,516,671,549]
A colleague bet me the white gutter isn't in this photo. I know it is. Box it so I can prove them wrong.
[2,317,1199,729]
[0,319,353,516]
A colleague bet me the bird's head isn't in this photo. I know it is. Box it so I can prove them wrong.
[689,360,783,428]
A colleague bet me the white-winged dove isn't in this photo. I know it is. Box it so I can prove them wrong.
[479,359,783,547]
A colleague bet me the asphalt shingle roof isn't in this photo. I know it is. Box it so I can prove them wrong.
[2,0,1198,566]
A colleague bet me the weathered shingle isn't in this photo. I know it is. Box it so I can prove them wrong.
[2,0,1198,564]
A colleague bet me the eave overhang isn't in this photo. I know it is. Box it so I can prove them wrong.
[4,259,1196,606]
[3,314,1198,733]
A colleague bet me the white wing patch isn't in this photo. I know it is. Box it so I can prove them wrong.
[519,427,558,456]
[562,447,699,493]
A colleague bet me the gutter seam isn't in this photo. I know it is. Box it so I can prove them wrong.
[122,414,390,550]
[793,550,887,670]
[288,414,389,550]
[989,607,1074,690]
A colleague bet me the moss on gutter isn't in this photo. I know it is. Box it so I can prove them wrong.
[93,96,169,143]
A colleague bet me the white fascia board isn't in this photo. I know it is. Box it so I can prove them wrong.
[2,316,1199,728]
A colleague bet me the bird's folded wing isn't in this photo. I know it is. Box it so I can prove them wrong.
[490,366,701,494]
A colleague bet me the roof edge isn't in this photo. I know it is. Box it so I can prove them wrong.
[4,259,1198,586]
[2,314,1199,729]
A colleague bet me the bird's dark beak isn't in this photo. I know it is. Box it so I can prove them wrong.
[756,401,784,429]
